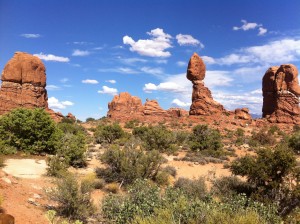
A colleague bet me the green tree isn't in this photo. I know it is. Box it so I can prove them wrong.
[94,123,124,144]
[0,108,62,154]
[289,131,300,154]
[188,125,222,151]
[133,125,175,152]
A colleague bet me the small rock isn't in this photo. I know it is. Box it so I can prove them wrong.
[28,198,39,206]
[1,177,12,184]
[33,193,42,199]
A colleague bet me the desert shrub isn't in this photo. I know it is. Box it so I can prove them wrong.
[47,172,95,222]
[133,125,176,153]
[188,125,222,151]
[173,131,189,145]
[249,128,275,147]
[102,179,161,223]
[96,144,165,185]
[162,165,177,177]
[46,210,83,224]
[154,171,170,186]
[94,123,124,144]
[0,108,62,154]
[174,177,208,200]
[102,179,281,224]
[211,176,254,199]
[230,144,299,216]
[46,155,68,177]
[268,125,280,135]
[0,140,17,155]
[93,179,106,189]
[288,131,300,154]
[105,182,120,194]
[235,128,246,146]
[60,117,75,124]
[0,156,4,168]
[85,117,95,122]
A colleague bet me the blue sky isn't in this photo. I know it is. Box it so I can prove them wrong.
[1,0,300,120]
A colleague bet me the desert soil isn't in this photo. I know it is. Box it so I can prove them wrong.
[0,153,233,224]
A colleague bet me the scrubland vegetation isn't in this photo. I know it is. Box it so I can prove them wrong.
[0,110,299,223]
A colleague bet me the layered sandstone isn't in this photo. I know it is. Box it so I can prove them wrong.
[0,52,62,121]
[187,53,225,115]
[107,92,187,121]
[235,108,251,120]
[0,52,48,114]
[262,64,300,124]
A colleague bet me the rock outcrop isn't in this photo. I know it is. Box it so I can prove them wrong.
[66,112,76,121]
[235,108,252,120]
[0,52,62,121]
[107,92,144,119]
[107,92,187,121]
[0,52,48,114]
[187,53,225,115]
[262,64,300,124]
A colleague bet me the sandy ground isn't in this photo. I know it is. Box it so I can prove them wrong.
[2,159,47,179]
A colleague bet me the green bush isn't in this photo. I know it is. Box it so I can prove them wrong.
[94,123,124,144]
[249,129,276,147]
[85,117,95,122]
[230,144,299,215]
[0,108,62,154]
[47,172,95,222]
[96,144,165,185]
[174,177,207,200]
[102,179,281,224]
[288,131,300,154]
[188,125,222,151]
[133,125,176,153]
[46,155,68,177]
[162,165,177,177]
[0,140,17,155]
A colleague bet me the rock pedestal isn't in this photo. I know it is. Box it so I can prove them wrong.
[186,53,225,115]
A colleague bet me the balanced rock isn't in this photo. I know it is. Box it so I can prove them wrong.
[66,112,76,121]
[187,53,225,115]
[262,64,300,124]
[0,52,48,114]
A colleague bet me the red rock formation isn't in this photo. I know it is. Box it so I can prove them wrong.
[235,108,252,120]
[262,64,300,124]
[187,53,225,115]
[107,92,188,121]
[143,99,167,116]
[0,52,48,113]
[66,112,76,121]
[0,52,62,121]
[107,92,144,119]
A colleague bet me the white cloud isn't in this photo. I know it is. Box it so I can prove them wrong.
[60,78,69,83]
[172,99,190,107]
[72,49,90,56]
[250,89,262,95]
[98,67,139,74]
[20,33,41,38]
[176,34,204,48]
[202,56,216,64]
[141,67,164,77]
[143,82,182,93]
[82,79,99,84]
[233,19,267,36]
[34,53,70,62]
[155,59,168,64]
[258,27,267,36]
[205,71,233,88]
[47,85,61,91]
[233,19,259,31]
[123,28,172,57]
[203,38,300,65]
[106,80,116,84]
[118,57,147,65]
[73,41,93,45]
[98,86,118,95]
[176,61,186,67]
[48,97,74,111]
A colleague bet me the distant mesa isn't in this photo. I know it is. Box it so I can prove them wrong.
[262,64,300,124]
[0,52,65,121]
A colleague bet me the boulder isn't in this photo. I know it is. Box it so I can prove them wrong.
[235,108,252,120]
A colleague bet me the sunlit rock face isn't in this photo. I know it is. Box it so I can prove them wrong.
[262,64,300,124]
